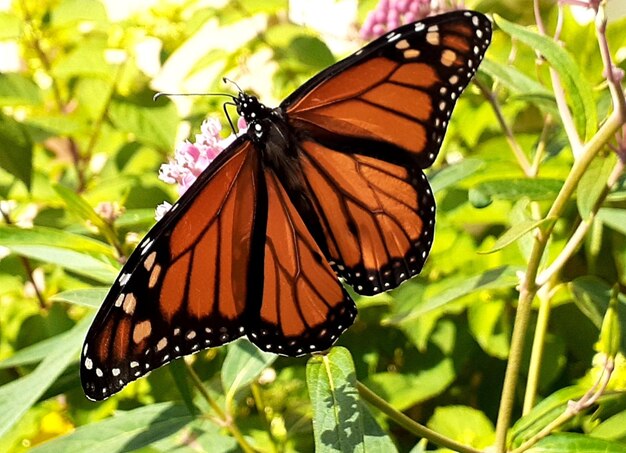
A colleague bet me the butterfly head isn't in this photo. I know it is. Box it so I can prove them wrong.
[234,92,273,142]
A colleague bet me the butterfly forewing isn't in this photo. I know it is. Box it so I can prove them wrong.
[285,11,491,169]
[81,142,258,400]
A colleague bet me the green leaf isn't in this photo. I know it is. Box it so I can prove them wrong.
[0,315,92,438]
[468,298,511,359]
[591,409,626,440]
[221,339,276,407]
[306,347,366,453]
[510,386,586,446]
[469,178,563,208]
[389,266,520,324]
[480,58,556,114]
[429,158,485,193]
[597,285,621,357]
[0,314,94,369]
[285,35,335,70]
[168,359,198,416]
[51,0,109,29]
[50,288,108,308]
[4,245,117,283]
[53,184,119,249]
[427,406,494,449]
[0,225,113,257]
[0,73,42,106]
[495,15,597,140]
[108,98,178,150]
[598,208,626,235]
[527,432,626,452]
[577,154,616,218]
[0,112,33,189]
[30,403,193,453]
[481,217,555,254]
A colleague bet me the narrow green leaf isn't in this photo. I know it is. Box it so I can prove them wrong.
[0,73,42,106]
[510,386,586,446]
[527,432,626,452]
[168,359,198,416]
[495,15,597,140]
[598,208,626,235]
[389,266,521,324]
[0,112,33,189]
[221,339,276,406]
[306,347,365,453]
[30,403,193,453]
[577,154,616,218]
[480,58,556,114]
[53,184,119,248]
[429,158,485,193]
[469,178,563,208]
[50,288,109,308]
[0,314,92,438]
[0,225,113,257]
[481,217,555,254]
[0,314,93,369]
[597,285,621,357]
[4,245,117,283]
[590,409,626,440]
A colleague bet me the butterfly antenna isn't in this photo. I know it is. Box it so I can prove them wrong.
[222,77,244,94]
[153,92,236,102]
[223,101,237,133]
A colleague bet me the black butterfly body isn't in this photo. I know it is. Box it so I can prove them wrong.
[81,10,491,400]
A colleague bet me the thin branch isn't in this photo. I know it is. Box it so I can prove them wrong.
[534,0,583,157]
[357,381,482,453]
[494,109,625,453]
[184,362,257,453]
[510,356,614,453]
[475,79,533,176]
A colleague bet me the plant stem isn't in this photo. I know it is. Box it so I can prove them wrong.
[185,362,257,453]
[357,381,482,453]
[493,110,624,453]
[523,287,551,414]
[475,79,533,176]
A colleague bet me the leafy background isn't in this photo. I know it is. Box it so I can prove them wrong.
[1,0,626,452]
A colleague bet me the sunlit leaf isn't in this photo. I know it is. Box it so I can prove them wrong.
[0,112,33,189]
[495,15,597,140]
[30,403,193,453]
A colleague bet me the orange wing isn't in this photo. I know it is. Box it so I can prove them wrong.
[246,170,357,356]
[283,11,490,169]
[81,140,259,401]
[298,140,433,295]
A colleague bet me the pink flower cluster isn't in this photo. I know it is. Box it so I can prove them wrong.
[156,116,247,220]
[159,116,247,195]
[360,0,463,40]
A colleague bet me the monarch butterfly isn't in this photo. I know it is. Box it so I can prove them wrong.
[81,10,491,400]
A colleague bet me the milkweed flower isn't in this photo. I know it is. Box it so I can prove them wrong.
[156,116,247,220]
[360,0,463,39]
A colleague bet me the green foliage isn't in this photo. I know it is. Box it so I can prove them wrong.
[0,1,626,452]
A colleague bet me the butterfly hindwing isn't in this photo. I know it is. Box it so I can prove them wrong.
[298,140,435,295]
[246,170,357,356]
[81,141,258,400]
